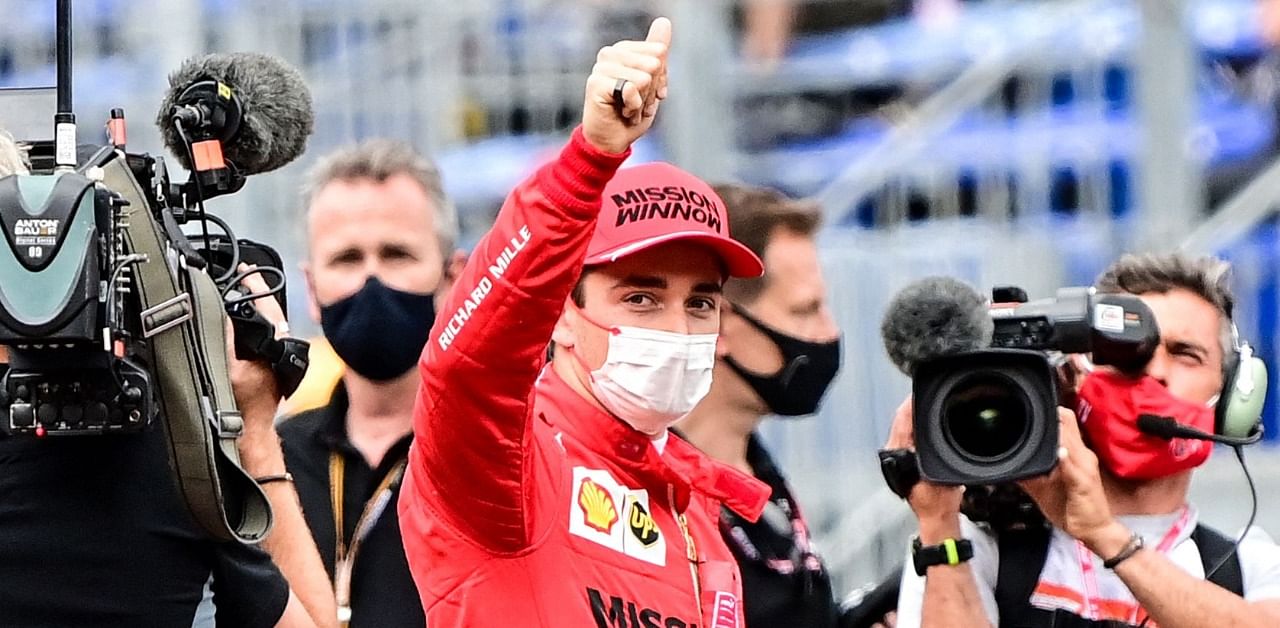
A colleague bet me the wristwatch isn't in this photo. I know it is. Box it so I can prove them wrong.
[912,536,974,576]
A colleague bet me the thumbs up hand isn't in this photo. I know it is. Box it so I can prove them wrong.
[581,17,672,154]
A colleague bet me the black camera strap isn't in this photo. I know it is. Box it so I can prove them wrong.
[101,156,272,544]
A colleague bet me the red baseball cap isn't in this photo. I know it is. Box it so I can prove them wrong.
[586,162,764,278]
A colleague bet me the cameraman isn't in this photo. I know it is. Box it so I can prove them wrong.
[890,254,1280,628]
[0,131,337,627]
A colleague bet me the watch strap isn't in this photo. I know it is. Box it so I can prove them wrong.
[912,536,974,576]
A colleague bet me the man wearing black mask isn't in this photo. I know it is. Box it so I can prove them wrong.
[676,184,879,627]
[278,139,464,627]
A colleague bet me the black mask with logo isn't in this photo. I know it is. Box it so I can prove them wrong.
[320,276,436,382]
[723,307,841,417]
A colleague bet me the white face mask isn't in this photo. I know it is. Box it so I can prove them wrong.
[583,325,718,435]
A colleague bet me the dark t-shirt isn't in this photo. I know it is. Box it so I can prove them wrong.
[723,434,841,628]
[0,388,289,628]
[278,385,425,628]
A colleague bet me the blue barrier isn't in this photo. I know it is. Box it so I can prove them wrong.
[740,92,1275,224]
[765,0,1264,89]
[417,87,1279,228]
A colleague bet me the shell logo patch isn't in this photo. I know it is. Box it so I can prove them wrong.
[578,478,618,534]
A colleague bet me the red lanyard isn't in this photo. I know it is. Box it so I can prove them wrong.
[1075,506,1192,624]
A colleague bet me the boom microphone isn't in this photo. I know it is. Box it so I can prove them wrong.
[1136,414,1262,447]
[157,52,314,177]
[880,277,993,376]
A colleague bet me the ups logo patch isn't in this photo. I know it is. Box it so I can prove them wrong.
[628,500,660,547]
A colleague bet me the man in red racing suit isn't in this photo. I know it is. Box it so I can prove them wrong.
[399,18,775,628]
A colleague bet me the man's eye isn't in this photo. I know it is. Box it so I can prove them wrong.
[688,297,716,312]
[1175,350,1204,365]
[624,293,655,306]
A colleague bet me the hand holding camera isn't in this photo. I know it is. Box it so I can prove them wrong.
[225,265,289,418]
[1016,407,1126,556]
[882,398,963,529]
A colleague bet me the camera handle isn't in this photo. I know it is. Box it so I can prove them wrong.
[225,298,310,399]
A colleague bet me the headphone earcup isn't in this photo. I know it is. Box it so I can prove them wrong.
[1217,355,1268,439]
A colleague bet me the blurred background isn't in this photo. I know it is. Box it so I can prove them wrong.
[4,0,1280,599]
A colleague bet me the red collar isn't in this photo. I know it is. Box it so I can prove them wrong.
[535,367,769,522]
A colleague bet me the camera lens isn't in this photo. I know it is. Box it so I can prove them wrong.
[941,373,1030,461]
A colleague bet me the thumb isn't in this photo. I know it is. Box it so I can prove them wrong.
[646,17,673,48]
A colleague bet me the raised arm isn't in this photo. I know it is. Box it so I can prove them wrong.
[405,19,672,553]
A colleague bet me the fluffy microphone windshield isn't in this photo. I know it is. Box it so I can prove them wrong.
[881,276,994,376]
[157,52,314,175]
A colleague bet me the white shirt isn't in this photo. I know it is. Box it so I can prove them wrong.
[651,430,669,455]
[896,508,1280,627]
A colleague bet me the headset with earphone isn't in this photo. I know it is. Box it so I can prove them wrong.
[1213,325,1268,443]
[1140,323,1269,446]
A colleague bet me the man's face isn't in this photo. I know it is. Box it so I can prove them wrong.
[305,174,447,321]
[554,241,725,372]
[1134,288,1225,405]
[719,228,839,407]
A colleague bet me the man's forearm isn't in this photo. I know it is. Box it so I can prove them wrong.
[1106,539,1280,628]
[240,413,339,628]
[919,517,993,628]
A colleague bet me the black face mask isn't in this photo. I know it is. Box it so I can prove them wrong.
[319,276,436,382]
[723,307,841,417]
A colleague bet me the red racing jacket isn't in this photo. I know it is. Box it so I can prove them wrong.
[399,128,771,628]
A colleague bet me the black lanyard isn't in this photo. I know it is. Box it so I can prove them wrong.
[720,484,824,583]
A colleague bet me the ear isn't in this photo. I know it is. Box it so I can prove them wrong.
[301,260,321,324]
[716,307,743,358]
[443,249,467,285]
[551,298,579,349]
[434,249,469,311]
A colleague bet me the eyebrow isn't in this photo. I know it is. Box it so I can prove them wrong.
[326,246,362,262]
[611,275,723,295]
[613,275,667,290]
[380,242,415,256]
[790,298,823,314]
